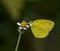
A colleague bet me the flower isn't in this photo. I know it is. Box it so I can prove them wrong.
[17,21,29,30]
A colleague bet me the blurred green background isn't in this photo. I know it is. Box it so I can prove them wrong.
[0,0,60,51]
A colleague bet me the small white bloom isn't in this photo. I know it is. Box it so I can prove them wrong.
[17,21,30,30]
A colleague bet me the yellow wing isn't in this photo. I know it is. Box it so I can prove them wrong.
[30,19,55,38]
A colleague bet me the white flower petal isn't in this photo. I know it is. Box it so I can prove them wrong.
[26,25,29,28]
[17,22,21,26]
[19,27,23,29]
[23,28,27,30]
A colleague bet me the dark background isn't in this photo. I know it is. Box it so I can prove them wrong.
[0,0,60,51]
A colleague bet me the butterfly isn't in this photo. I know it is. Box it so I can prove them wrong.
[30,19,55,38]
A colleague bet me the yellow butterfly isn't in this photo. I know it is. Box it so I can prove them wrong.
[30,19,55,38]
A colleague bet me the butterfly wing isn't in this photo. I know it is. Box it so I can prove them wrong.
[30,19,55,38]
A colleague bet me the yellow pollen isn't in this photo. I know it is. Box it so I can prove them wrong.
[20,21,26,28]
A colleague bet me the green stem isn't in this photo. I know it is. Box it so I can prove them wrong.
[15,31,22,51]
